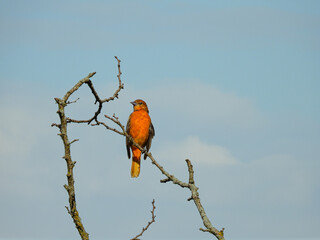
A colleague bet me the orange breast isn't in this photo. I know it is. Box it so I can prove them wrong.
[128,110,151,147]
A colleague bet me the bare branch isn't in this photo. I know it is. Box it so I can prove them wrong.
[66,118,91,124]
[93,120,125,136]
[54,56,225,240]
[131,199,156,240]
[160,178,171,183]
[84,80,103,124]
[53,57,124,240]
[51,123,61,128]
[70,139,79,145]
[64,56,124,125]
[186,159,195,185]
[54,95,90,240]
[101,56,124,103]
[98,117,225,239]
[66,97,80,105]
[200,228,210,233]
[200,227,225,238]
[104,114,126,132]
[63,72,96,103]
[185,159,224,239]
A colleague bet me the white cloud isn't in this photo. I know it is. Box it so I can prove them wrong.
[155,136,238,166]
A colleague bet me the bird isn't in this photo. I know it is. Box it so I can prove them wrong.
[126,99,155,178]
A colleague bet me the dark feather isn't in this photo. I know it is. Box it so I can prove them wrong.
[126,117,131,159]
[144,122,155,160]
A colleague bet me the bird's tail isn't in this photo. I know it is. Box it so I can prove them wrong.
[131,148,141,178]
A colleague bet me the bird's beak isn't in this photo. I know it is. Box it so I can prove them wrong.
[130,101,137,106]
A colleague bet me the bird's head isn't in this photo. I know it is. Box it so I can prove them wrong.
[131,99,149,112]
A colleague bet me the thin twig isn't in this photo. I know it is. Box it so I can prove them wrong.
[101,56,124,102]
[131,199,156,240]
[66,97,80,105]
[51,123,61,128]
[93,120,125,136]
[70,139,79,145]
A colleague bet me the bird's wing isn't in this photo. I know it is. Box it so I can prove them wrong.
[144,121,155,159]
[126,118,131,159]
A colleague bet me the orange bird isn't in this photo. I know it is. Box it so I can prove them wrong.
[126,99,155,178]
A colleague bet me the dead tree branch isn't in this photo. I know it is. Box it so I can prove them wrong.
[131,199,156,240]
[52,57,124,240]
[98,114,225,240]
[53,56,225,240]
[65,56,124,125]
[53,71,96,240]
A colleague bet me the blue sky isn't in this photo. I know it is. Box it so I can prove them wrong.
[0,0,319,239]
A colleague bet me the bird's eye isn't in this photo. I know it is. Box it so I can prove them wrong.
[139,102,143,105]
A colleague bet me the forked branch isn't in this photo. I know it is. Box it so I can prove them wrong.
[53,71,97,240]
[65,56,124,125]
[52,57,124,240]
